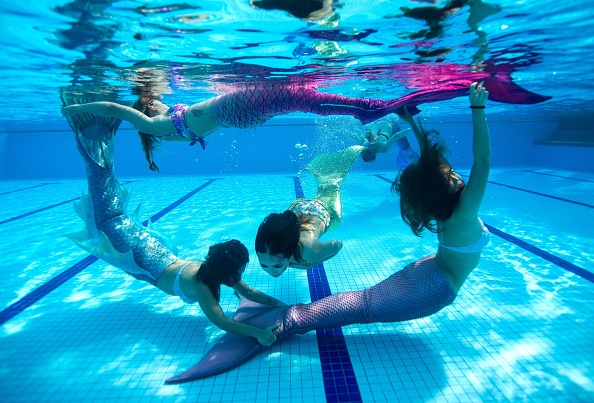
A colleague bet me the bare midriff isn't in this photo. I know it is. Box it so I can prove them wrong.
[185,99,222,138]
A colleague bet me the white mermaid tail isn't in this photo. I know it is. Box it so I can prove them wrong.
[62,90,178,284]
[65,188,178,282]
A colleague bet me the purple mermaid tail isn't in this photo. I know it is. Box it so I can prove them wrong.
[271,256,456,337]
[208,72,549,128]
[166,256,456,383]
[165,296,280,384]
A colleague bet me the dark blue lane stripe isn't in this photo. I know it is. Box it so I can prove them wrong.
[308,265,363,403]
[448,173,593,209]
[0,255,100,326]
[521,169,594,184]
[0,197,82,225]
[484,179,594,209]
[149,179,216,223]
[0,180,142,226]
[484,224,594,283]
[0,179,218,326]
[0,183,61,196]
[452,173,593,209]
[373,174,594,284]
[292,176,363,403]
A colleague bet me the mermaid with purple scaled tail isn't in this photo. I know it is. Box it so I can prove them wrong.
[167,82,492,384]
[61,63,549,157]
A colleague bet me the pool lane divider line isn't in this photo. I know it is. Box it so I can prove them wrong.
[484,224,594,283]
[457,173,592,209]
[485,179,594,209]
[522,169,594,184]
[0,180,142,226]
[0,179,218,327]
[373,174,594,284]
[0,183,61,196]
[292,176,363,403]
[0,197,82,225]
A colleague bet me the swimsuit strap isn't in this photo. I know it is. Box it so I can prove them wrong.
[170,105,207,149]
[180,108,207,149]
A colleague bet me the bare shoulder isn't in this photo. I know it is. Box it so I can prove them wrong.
[441,211,484,244]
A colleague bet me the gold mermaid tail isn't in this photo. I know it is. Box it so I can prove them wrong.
[307,145,363,231]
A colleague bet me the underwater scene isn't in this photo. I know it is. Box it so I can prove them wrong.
[1,1,593,402]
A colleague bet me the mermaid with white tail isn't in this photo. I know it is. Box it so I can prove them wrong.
[62,93,286,347]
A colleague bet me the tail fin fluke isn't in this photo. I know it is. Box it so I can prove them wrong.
[60,89,122,168]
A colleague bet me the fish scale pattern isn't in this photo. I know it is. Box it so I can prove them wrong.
[242,256,457,338]
[209,82,399,128]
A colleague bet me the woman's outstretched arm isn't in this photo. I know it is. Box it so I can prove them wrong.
[61,101,176,137]
[380,127,412,153]
[233,280,288,307]
[399,107,428,153]
[195,281,279,346]
[458,82,491,218]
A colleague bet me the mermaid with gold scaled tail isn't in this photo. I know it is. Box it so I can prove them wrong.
[256,145,363,276]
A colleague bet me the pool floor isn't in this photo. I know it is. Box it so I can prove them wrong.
[0,167,593,402]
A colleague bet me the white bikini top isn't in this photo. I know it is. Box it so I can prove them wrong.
[173,262,197,304]
[439,225,490,254]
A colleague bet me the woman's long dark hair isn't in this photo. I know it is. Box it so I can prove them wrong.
[256,210,301,261]
[360,142,380,162]
[197,240,249,301]
[132,98,162,171]
[391,122,463,237]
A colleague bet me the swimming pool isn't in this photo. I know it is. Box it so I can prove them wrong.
[1,165,592,402]
[2,0,594,401]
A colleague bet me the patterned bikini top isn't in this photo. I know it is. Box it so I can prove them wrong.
[289,199,331,228]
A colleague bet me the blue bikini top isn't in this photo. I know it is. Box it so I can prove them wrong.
[439,225,490,254]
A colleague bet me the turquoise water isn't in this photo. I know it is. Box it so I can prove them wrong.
[0,170,593,402]
[1,1,594,402]
[1,0,594,125]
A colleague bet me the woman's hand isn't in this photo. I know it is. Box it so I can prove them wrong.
[469,81,489,107]
[256,325,279,346]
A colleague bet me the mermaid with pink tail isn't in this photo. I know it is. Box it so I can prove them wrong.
[166,82,494,384]
[62,55,550,172]
[166,256,455,384]
[61,65,550,143]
